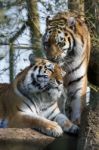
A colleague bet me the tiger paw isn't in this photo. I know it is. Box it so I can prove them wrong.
[73,118,80,126]
[41,121,63,137]
[66,124,79,135]
[64,121,79,135]
[68,124,79,135]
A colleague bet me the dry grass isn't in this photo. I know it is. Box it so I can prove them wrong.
[89,83,99,92]
[85,13,99,51]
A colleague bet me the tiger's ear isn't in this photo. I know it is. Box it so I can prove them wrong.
[67,17,76,27]
[46,15,54,26]
[29,53,36,64]
[46,16,50,26]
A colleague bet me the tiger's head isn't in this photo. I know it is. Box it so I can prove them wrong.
[43,12,88,65]
[16,54,66,100]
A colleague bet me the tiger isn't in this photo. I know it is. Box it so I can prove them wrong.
[0,54,79,137]
[43,11,91,125]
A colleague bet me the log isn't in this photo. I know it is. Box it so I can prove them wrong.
[0,128,79,150]
[0,128,54,150]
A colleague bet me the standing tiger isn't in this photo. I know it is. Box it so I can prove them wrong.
[0,54,79,137]
[43,11,91,125]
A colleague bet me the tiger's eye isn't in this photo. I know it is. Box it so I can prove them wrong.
[33,65,37,71]
[65,33,68,36]
[49,30,52,33]
[44,70,46,73]
[60,37,63,41]
[58,30,61,33]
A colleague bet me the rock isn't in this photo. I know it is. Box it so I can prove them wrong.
[0,128,55,150]
[0,128,79,150]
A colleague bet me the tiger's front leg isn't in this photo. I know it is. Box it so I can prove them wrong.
[9,113,63,137]
[54,113,79,135]
[70,76,88,125]
[70,98,81,125]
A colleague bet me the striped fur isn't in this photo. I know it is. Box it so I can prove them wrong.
[43,11,91,125]
[0,55,79,137]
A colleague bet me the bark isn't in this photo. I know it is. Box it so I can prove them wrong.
[85,0,99,86]
[77,90,99,150]
[9,44,14,82]
[9,23,26,43]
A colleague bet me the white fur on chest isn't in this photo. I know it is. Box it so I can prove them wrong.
[68,60,85,79]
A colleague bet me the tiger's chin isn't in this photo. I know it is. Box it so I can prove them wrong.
[49,56,65,67]
[48,87,63,101]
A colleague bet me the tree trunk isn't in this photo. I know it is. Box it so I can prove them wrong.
[0,128,54,150]
[9,44,14,82]
[85,0,99,86]
[77,90,99,150]
[26,0,43,57]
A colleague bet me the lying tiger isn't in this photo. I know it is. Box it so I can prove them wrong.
[43,11,91,125]
[0,54,79,137]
